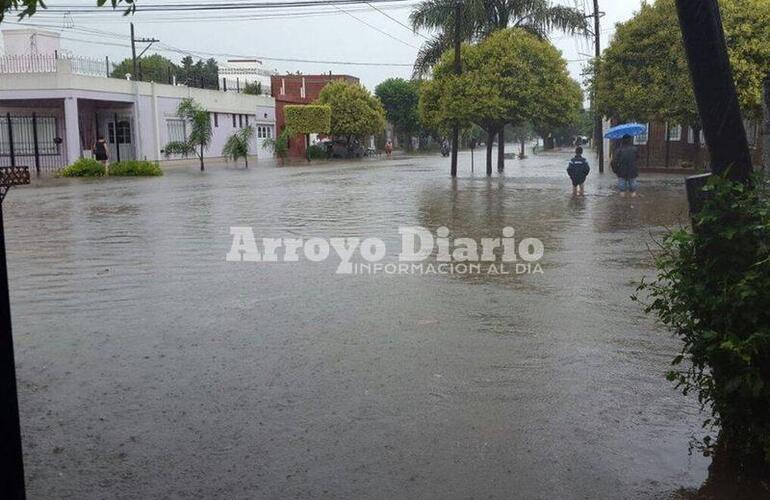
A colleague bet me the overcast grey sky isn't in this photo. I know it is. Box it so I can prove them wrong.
[1,0,643,90]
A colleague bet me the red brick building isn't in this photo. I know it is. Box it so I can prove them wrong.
[270,73,359,158]
[614,120,763,171]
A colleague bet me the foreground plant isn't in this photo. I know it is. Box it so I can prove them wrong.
[222,125,255,168]
[636,175,770,479]
[164,98,212,171]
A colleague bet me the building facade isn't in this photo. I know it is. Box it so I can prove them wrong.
[610,120,764,171]
[270,73,359,158]
[0,29,276,172]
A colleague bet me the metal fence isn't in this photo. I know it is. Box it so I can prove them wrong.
[0,113,66,173]
[0,54,114,78]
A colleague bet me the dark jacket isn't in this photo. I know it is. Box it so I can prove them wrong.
[567,155,590,184]
[612,145,639,179]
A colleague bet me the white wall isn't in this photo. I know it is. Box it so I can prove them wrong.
[2,28,61,56]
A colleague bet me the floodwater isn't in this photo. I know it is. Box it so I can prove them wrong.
[6,151,711,499]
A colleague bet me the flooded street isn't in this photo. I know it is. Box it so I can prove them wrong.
[6,151,709,499]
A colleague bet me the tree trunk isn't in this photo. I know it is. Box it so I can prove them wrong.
[694,125,703,170]
[306,134,310,162]
[763,75,770,172]
[199,145,204,171]
[486,129,494,176]
[497,129,505,172]
[244,156,248,169]
[520,138,526,159]
[665,122,671,169]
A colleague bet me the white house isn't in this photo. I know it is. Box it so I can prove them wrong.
[0,29,276,172]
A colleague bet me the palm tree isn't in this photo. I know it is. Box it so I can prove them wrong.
[164,98,213,171]
[411,0,588,170]
[411,0,588,77]
[222,125,255,168]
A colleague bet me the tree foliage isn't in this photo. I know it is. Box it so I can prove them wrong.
[315,81,386,140]
[636,175,770,475]
[111,54,177,82]
[0,0,134,22]
[375,78,421,144]
[409,0,587,76]
[222,125,255,168]
[596,0,770,126]
[164,98,213,171]
[284,105,331,135]
[419,29,581,142]
[178,56,220,90]
[242,81,263,95]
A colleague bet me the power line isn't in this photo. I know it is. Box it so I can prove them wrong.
[363,1,429,39]
[323,1,419,49]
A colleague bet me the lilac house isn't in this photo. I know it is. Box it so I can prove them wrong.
[0,29,276,172]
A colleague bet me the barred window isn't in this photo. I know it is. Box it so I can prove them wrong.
[0,115,59,155]
[167,118,187,144]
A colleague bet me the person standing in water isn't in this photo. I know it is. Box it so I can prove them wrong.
[611,134,640,197]
[567,146,590,196]
[93,135,109,172]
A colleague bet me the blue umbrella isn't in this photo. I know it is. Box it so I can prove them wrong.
[604,123,647,140]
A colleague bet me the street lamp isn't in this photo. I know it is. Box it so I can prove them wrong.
[0,166,31,500]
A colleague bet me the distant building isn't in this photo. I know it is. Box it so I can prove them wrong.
[270,73,359,158]
[609,119,764,171]
[218,59,274,95]
[0,29,276,171]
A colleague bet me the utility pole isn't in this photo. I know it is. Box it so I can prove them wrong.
[451,1,462,178]
[592,0,604,174]
[130,23,159,81]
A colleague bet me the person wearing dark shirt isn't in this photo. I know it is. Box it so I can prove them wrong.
[567,146,590,196]
[93,136,109,166]
[611,134,640,197]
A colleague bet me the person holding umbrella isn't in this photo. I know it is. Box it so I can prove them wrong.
[605,124,645,197]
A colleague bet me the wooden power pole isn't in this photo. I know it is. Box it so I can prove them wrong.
[451,1,462,178]
[592,0,604,174]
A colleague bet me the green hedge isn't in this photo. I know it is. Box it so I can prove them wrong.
[284,105,331,134]
[60,158,106,177]
[109,160,163,176]
[307,144,328,160]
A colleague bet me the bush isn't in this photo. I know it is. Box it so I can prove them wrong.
[636,174,770,475]
[109,160,163,176]
[307,144,328,160]
[284,105,331,135]
[60,158,106,177]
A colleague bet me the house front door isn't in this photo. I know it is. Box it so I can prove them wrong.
[102,114,134,162]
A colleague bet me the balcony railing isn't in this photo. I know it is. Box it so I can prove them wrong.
[0,54,113,77]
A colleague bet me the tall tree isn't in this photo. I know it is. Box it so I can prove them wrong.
[375,78,421,150]
[411,0,586,169]
[596,0,770,157]
[315,81,387,146]
[410,0,587,77]
[420,29,581,175]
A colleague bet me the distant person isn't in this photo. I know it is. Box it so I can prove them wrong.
[93,136,109,169]
[385,140,393,159]
[611,134,640,197]
[567,146,590,196]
